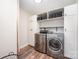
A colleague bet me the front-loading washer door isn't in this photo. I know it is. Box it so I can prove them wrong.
[49,38,62,52]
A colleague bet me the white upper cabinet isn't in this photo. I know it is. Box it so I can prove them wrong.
[64,4,78,16]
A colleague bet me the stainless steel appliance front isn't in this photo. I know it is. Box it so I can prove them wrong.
[35,33,47,53]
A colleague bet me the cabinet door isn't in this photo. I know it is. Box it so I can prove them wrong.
[64,4,77,16]
[64,4,78,59]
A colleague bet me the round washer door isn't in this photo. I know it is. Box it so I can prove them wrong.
[48,38,62,52]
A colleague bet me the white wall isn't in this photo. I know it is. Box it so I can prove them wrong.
[18,11,38,48]
[0,0,18,58]
[18,9,32,49]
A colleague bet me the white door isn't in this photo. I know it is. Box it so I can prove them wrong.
[28,15,39,46]
[64,4,78,59]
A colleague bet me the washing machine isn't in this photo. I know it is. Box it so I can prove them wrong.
[47,33,64,59]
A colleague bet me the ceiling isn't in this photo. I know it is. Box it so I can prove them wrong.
[20,0,77,15]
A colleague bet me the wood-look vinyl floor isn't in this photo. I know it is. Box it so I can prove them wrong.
[18,45,70,59]
[18,46,54,59]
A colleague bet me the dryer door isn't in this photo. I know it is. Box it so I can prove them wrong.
[49,38,62,52]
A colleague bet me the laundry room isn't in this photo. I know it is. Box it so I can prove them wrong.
[18,0,78,59]
[0,0,78,59]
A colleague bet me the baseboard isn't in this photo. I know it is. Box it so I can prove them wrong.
[20,44,28,49]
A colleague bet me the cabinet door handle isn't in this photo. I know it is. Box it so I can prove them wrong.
[64,14,67,16]
[65,28,67,32]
